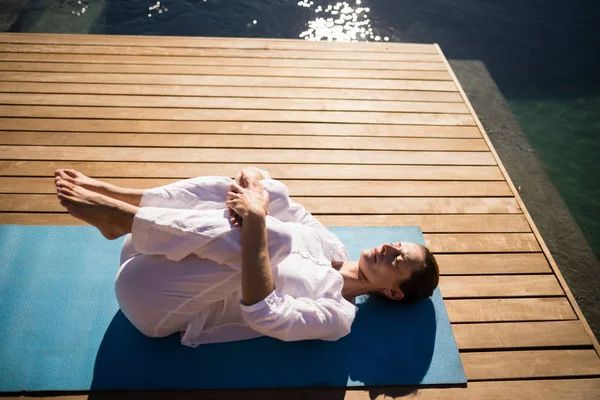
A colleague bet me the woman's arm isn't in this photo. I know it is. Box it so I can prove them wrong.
[240,291,356,342]
[226,173,275,305]
[240,212,275,305]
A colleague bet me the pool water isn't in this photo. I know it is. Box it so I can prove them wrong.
[5,0,600,259]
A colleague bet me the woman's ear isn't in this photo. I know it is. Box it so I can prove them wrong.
[383,287,405,301]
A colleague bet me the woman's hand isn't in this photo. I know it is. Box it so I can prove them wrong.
[226,173,269,227]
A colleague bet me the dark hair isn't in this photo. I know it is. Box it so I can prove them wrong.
[375,244,440,304]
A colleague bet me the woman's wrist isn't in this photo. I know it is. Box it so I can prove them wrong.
[245,209,267,222]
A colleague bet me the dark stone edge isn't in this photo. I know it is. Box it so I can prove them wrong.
[450,59,600,342]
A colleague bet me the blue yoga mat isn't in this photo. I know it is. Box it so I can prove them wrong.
[0,225,466,391]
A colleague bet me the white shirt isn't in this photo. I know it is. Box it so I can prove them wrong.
[117,175,358,347]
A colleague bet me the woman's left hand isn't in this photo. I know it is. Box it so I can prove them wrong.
[226,177,269,227]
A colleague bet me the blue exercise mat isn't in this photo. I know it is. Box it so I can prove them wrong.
[0,225,466,391]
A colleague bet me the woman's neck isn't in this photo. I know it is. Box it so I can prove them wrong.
[335,261,371,301]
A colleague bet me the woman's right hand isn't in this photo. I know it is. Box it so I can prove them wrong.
[227,171,269,227]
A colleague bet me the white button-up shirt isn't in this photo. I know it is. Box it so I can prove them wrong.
[117,175,357,347]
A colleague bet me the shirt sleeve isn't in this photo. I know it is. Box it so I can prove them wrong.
[239,289,356,342]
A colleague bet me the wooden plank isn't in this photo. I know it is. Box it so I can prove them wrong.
[0,62,452,80]
[0,146,494,166]
[0,52,450,71]
[434,253,551,274]
[0,33,439,53]
[0,106,475,126]
[446,298,576,322]
[425,233,540,253]
[0,194,520,215]
[0,119,481,138]
[0,178,510,197]
[439,275,564,298]
[0,82,464,102]
[463,350,600,380]
[322,214,530,233]
[453,321,592,350]
[437,44,600,354]
[0,144,495,166]
[0,43,443,61]
[302,197,520,214]
[0,71,457,91]
[0,162,505,180]
[0,93,469,114]
[0,132,488,152]
[0,213,530,235]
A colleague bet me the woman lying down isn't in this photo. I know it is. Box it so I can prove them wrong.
[54,167,439,348]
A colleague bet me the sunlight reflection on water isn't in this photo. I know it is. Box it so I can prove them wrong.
[298,1,388,42]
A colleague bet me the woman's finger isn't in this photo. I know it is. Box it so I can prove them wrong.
[230,182,244,193]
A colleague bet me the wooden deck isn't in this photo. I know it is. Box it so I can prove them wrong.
[1,33,599,399]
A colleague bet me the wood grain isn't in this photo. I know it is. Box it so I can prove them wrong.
[0,119,481,137]
[0,61,452,80]
[0,106,475,125]
[0,194,520,215]
[446,298,576,322]
[0,81,465,102]
[0,43,443,61]
[453,321,592,350]
[0,213,530,235]
[0,132,487,151]
[315,215,531,233]
[0,145,494,165]
[425,233,540,253]
[0,93,468,113]
[0,52,450,70]
[0,162,505,180]
[439,275,563,298]
[463,350,600,380]
[0,33,439,54]
[433,253,550,274]
[0,178,509,196]
[0,71,457,91]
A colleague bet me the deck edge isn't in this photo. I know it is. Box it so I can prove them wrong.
[434,43,600,357]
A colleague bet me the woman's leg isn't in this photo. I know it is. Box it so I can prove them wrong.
[55,167,270,210]
[55,169,145,207]
[55,175,293,268]
[115,251,241,338]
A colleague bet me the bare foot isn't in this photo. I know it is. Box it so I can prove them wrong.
[54,169,143,207]
[55,177,138,240]
[55,169,107,193]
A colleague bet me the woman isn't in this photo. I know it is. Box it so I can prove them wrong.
[54,167,439,347]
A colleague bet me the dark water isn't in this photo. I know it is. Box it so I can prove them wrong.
[5,0,600,259]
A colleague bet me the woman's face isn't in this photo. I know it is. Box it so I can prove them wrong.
[359,241,425,300]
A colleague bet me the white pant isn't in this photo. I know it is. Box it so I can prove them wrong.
[114,176,300,338]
